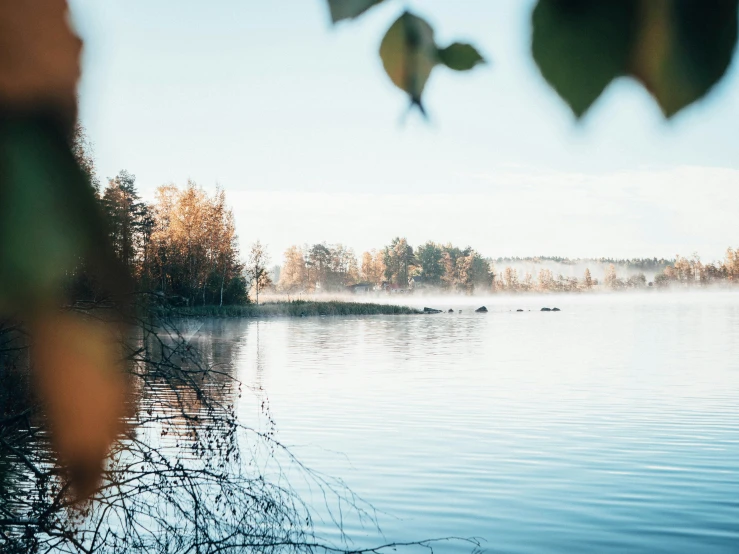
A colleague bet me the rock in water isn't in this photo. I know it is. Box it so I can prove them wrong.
[552,307,561,311]
[516,309,523,312]
[423,307,442,314]
[475,306,488,313]
[541,307,552,311]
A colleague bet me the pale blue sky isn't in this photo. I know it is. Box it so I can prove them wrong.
[69,0,739,261]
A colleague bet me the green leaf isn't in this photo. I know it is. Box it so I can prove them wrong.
[438,42,486,71]
[0,117,127,313]
[0,119,86,310]
[532,0,738,119]
[327,0,386,23]
[379,11,438,111]
[531,0,638,118]
[630,0,739,117]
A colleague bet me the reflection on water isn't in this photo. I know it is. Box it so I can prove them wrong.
[197,293,739,554]
[0,317,333,553]
[4,293,739,552]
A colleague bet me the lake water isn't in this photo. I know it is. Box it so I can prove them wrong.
[196,293,739,553]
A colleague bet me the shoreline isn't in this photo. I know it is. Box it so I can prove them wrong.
[155,300,421,319]
[151,288,739,320]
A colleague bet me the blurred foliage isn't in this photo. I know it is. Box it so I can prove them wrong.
[331,0,737,117]
[0,120,129,494]
[531,1,638,118]
[438,42,486,71]
[379,12,438,112]
[327,0,387,22]
[533,0,739,117]
[630,0,738,117]
[0,0,130,500]
[379,12,485,113]
[0,0,80,129]
[0,119,113,313]
[32,312,127,498]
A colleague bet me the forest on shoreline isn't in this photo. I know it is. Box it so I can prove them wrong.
[275,244,739,296]
[74,128,739,305]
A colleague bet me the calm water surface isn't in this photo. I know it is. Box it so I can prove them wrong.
[199,293,739,553]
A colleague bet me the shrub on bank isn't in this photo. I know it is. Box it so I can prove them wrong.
[156,300,420,318]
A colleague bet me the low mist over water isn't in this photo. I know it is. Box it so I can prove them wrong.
[189,292,739,554]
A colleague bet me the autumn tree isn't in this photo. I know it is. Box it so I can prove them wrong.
[247,240,272,305]
[521,271,534,292]
[724,248,739,281]
[147,182,245,305]
[440,245,462,290]
[583,268,593,290]
[279,245,309,294]
[435,245,490,293]
[179,183,211,301]
[673,255,693,284]
[360,249,385,286]
[604,264,623,290]
[502,267,519,292]
[149,184,179,293]
[149,181,212,304]
[538,268,554,292]
[360,251,373,284]
[207,188,242,306]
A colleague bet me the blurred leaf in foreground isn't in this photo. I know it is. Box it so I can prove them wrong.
[630,0,739,117]
[380,11,485,114]
[380,12,437,112]
[0,0,99,313]
[0,0,132,501]
[532,0,638,118]
[327,0,386,23]
[438,42,486,71]
[0,0,81,129]
[0,119,91,311]
[0,117,132,494]
[0,117,128,314]
[32,312,127,498]
[532,0,738,118]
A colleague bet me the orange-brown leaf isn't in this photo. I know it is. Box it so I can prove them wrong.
[32,312,127,498]
[0,0,81,127]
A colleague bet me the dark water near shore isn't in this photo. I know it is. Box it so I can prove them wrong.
[195,293,739,553]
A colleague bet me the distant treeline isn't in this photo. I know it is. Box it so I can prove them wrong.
[275,241,739,295]
[653,253,739,288]
[494,256,674,273]
[73,128,738,302]
[277,239,492,294]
